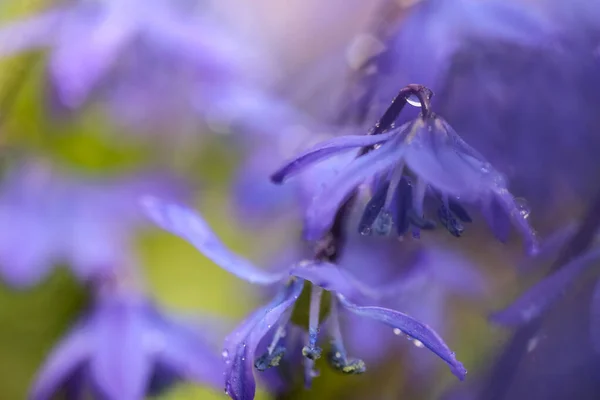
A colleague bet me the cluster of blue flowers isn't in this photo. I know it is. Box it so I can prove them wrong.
[0,0,599,399]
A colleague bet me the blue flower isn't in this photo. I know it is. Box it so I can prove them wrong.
[141,197,467,400]
[30,289,223,400]
[271,97,538,254]
[0,161,186,286]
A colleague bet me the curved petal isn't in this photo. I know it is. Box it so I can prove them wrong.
[223,279,304,400]
[494,191,539,256]
[30,323,91,400]
[337,294,467,380]
[141,197,285,284]
[271,131,397,183]
[0,9,67,57]
[491,248,600,326]
[303,138,402,241]
[91,299,152,400]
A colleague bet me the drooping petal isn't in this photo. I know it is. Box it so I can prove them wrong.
[482,195,512,243]
[0,9,67,57]
[590,279,600,354]
[30,323,91,400]
[491,248,600,326]
[494,190,539,255]
[337,294,467,380]
[91,299,152,400]
[223,279,304,400]
[403,118,494,201]
[303,138,403,240]
[141,197,284,284]
[271,130,397,183]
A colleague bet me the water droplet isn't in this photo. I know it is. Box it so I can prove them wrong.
[222,350,229,359]
[515,198,530,219]
[393,328,402,336]
[413,340,424,348]
[360,226,372,236]
[480,163,492,174]
[406,94,421,107]
[335,351,342,359]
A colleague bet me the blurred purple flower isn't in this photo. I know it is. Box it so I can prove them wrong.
[30,289,222,400]
[141,197,467,400]
[271,109,537,254]
[0,161,186,287]
[371,0,551,101]
[0,0,271,132]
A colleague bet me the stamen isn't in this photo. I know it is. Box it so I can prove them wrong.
[327,297,366,375]
[254,309,293,372]
[439,196,464,237]
[394,177,412,235]
[302,286,323,360]
[358,181,390,236]
[411,178,434,238]
[448,198,472,222]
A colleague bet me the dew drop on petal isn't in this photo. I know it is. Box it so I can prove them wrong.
[360,226,373,236]
[393,328,402,336]
[515,198,531,219]
[222,350,229,359]
[413,340,424,348]
[406,94,421,107]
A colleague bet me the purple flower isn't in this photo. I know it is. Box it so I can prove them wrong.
[0,0,267,130]
[271,102,538,254]
[0,161,186,286]
[30,289,223,400]
[371,0,551,101]
[141,196,467,400]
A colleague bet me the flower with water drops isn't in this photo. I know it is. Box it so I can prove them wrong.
[141,196,467,399]
[271,85,538,254]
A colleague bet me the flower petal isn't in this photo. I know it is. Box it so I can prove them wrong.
[404,118,493,201]
[491,248,600,326]
[271,131,397,184]
[91,298,152,400]
[141,197,284,284]
[30,323,91,400]
[303,138,402,240]
[337,294,467,380]
[223,279,304,400]
[494,191,539,255]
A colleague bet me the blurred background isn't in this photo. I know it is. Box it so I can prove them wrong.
[0,0,599,399]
